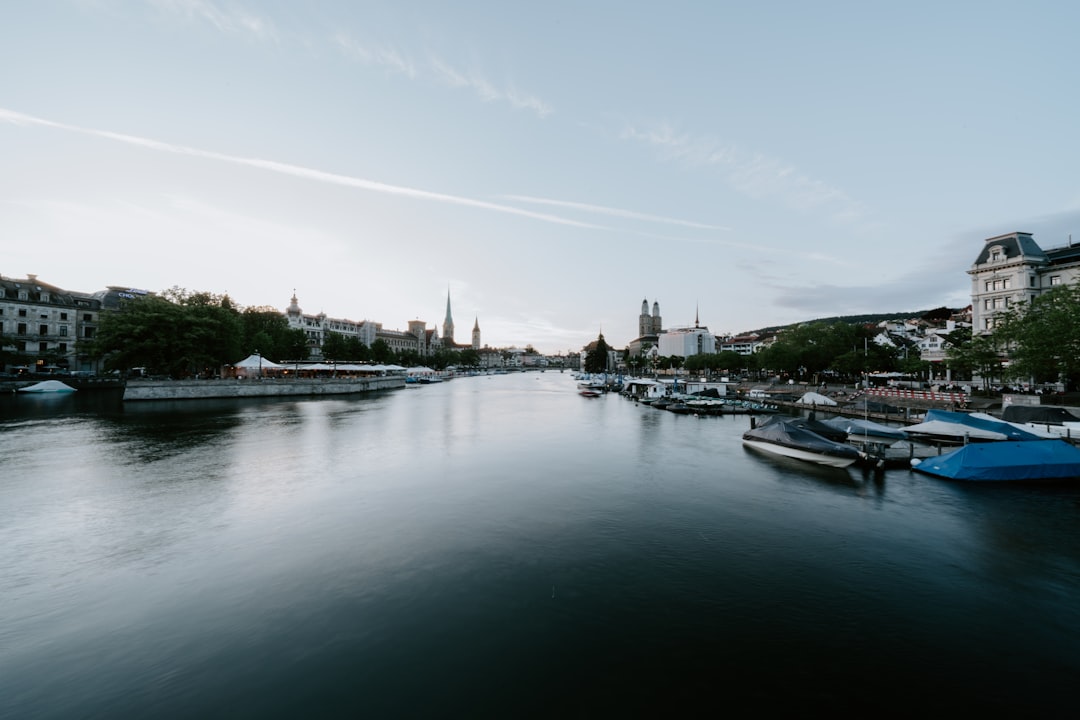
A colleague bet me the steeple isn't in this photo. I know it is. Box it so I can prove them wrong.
[443,287,455,345]
[472,316,481,350]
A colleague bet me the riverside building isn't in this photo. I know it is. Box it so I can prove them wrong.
[969,231,1080,334]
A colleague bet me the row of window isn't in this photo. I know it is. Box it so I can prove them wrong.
[982,275,1062,292]
[0,308,94,321]
[0,322,92,337]
[8,341,69,353]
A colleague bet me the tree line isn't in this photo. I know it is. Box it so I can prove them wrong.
[86,288,482,378]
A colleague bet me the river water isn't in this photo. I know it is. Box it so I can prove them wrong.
[2,372,1079,716]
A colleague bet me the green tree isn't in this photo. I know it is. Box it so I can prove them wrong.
[584,332,611,373]
[946,329,1003,391]
[91,289,242,378]
[370,339,394,363]
[240,306,305,362]
[457,348,480,367]
[321,331,348,361]
[994,284,1080,388]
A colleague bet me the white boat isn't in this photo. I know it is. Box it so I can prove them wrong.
[17,380,77,393]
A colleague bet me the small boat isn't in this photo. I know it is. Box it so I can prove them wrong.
[17,380,77,393]
[742,417,862,468]
[911,440,1080,481]
[903,409,1045,445]
[822,417,908,441]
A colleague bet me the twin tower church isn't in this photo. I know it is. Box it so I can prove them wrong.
[285,288,480,359]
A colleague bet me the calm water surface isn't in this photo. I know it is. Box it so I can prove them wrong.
[2,372,1079,716]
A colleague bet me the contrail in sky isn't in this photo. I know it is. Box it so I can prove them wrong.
[0,108,604,230]
[502,195,729,231]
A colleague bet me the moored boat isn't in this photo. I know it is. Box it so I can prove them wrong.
[911,439,1080,481]
[742,417,862,468]
[17,380,77,393]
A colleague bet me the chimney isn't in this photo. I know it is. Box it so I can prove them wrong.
[27,273,37,282]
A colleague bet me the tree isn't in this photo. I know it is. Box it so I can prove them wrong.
[370,339,394,363]
[946,329,1003,391]
[321,331,349,361]
[993,284,1080,389]
[240,306,306,361]
[583,332,611,373]
[90,289,243,378]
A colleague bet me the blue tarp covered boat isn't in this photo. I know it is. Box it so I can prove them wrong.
[904,408,1046,443]
[911,439,1080,481]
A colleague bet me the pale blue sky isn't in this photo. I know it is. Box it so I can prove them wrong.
[3,1,1078,353]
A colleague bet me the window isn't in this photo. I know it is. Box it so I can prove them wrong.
[1051,276,1062,286]
[59,326,68,337]
[1030,277,1036,287]
[39,324,48,336]
[83,313,92,322]
[60,312,68,320]
[39,342,47,352]
[985,317,997,330]
[84,327,95,339]
[58,343,67,352]
[992,297,1008,309]
[18,309,27,317]
[41,293,49,302]
[984,299,992,310]
[17,323,27,335]
[18,290,27,300]
[990,251,1001,261]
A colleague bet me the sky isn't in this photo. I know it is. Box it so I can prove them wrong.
[3,1,1080,354]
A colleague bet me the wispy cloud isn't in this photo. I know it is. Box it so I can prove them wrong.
[427,55,553,117]
[0,108,596,229]
[502,195,728,231]
[332,34,552,117]
[621,122,868,226]
[150,0,277,42]
[333,33,416,78]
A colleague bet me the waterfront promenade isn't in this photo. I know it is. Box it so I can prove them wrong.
[122,375,405,401]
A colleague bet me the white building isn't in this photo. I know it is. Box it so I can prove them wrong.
[658,326,716,358]
[969,231,1080,333]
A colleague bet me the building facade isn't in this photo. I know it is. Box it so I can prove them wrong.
[0,274,143,373]
[969,231,1080,333]
[285,291,382,359]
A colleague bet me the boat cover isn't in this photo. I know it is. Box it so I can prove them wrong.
[1001,405,1080,425]
[906,409,1045,442]
[912,440,1080,481]
[761,415,849,443]
[743,419,861,461]
[17,380,77,393]
[822,417,908,441]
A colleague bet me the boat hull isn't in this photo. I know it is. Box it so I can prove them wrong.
[742,438,859,468]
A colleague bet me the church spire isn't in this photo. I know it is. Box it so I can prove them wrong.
[443,286,455,344]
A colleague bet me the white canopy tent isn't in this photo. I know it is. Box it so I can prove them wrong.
[233,353,284,369]
[795,391,838,406]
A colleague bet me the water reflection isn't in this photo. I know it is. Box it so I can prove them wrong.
[3,373,1080,717]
